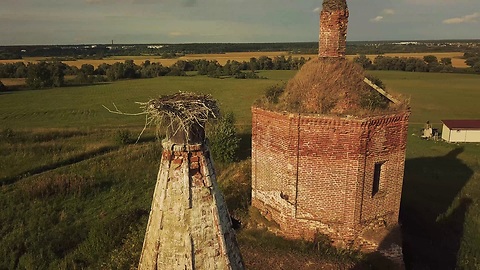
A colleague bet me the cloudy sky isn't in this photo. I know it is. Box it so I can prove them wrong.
[0,0,479,45]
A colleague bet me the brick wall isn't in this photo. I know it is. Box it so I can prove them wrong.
[251,106,409,247]
[319,9,349,58]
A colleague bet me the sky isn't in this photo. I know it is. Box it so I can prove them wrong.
[0,0,479,45]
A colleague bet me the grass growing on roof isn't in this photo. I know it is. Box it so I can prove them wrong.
[322,0,348,11]
[257,58,407,116]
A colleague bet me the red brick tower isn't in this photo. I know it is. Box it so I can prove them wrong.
[319,0,349,58]
[251,0,409,263]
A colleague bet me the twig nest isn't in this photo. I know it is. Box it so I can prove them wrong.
[142,92,219,144]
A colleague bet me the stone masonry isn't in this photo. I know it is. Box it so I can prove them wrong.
[139,141,244,270]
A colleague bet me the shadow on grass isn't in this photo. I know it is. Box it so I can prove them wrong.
[0,145,118,186]
[61,81,113,89]
[400,147,473,269]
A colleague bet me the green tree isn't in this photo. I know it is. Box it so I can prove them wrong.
[123,60,139,78]
[80,64,95,76]
[49,61,65,87]
[96,63,111,75]
[249,57,259,71]
[474,62,480,73]
[441,58,452,66]
[14,62,27,78]
[106,62,125,81]
[207,112,240,164]
[423,55,438,64]
[466,57,480,68]
[258,56,273,70]
[26,62,53,89]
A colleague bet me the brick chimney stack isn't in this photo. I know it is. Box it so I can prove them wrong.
[319,0,349,58]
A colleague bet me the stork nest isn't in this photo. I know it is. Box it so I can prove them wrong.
[140,92,219,139]
[322,0,348,11]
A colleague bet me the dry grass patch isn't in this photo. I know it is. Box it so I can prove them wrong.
[258,58,407,116]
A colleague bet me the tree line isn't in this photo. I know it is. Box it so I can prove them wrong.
[0,55,308,90]
[354,54,480,74]
[2,52,478,91]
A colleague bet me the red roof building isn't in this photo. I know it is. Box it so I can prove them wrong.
[442,120,480,142]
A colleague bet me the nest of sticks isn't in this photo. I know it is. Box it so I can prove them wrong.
[322,0,348,11]
[140,92,219,140]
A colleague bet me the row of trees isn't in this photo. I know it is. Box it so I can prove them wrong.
[0,55,309,90]
[353,54,479,73]
[2,52,477,91]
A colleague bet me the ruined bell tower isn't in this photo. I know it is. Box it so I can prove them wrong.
[139,93,244,270]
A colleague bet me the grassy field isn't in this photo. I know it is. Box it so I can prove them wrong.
[1,70,480,269]
[0,51,468,69]
[0,75,280,129]
[366,71,480,126]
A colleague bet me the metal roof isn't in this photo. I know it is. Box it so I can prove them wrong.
[442,120,480,130]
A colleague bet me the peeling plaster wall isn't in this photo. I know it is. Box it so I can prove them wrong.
[139,142,244,270]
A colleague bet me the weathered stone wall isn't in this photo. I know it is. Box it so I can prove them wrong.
[319,8,349,58]
[251,106,409,247]
[139,142,244,270]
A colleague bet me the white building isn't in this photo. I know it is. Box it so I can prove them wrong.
[441,120,480,143]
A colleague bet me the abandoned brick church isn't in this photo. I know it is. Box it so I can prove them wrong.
[251,0,410,256]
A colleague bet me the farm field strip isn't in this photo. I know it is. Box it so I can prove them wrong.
[0,51,468,69]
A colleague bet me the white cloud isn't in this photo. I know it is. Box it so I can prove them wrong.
[443,12,480,24]
[313,7,321,13]
[383,9,395,15]
[169,31,190,37]
[370,16,384,22]
[370,8,395,23]
[404,0,457,5]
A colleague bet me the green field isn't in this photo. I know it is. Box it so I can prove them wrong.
[1,71,480,269]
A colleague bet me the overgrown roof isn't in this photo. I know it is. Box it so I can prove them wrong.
[258,58,407,117]
[322,0,348,12]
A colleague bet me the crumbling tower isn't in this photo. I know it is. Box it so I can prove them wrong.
[139,93,244,270]
[319,0,349,58]
[251,0,410,262]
